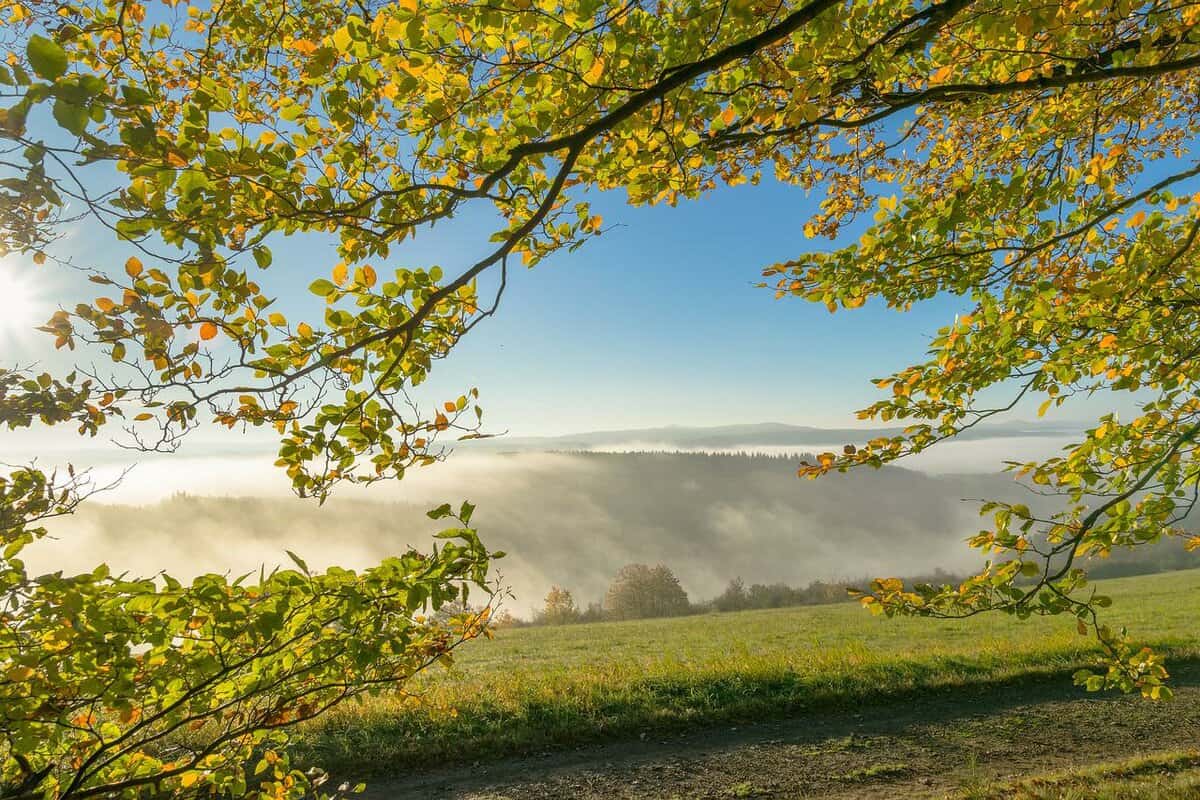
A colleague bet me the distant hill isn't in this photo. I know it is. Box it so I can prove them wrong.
[461,420,1085,453]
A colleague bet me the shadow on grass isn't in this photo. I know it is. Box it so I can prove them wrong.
[296,649,1200,780]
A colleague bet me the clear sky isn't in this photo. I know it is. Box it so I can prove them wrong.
[391,176,976,436]
[6,168,1127,460]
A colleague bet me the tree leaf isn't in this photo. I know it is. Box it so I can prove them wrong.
[27,35,67,80]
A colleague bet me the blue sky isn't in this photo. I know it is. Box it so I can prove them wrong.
[399,177,971,435]
[8,170,1110,443]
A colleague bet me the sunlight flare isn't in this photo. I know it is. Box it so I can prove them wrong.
[0,263,42,342]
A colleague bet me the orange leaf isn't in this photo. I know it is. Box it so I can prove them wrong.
[585,57,604,84]
[199,322,218,340]
[125,256,143,277]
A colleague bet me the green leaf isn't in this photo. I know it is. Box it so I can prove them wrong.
[27,35,67,81]
[308,279,336,297]
[285,550,310,575]
[426,503,453,519]
[52,99,88,136]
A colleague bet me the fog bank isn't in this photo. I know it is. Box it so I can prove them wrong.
[27,452,1035,614]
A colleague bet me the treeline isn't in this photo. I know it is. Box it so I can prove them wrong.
[512,563,966,627]
[549,450,816,461]
[514,540,1200,627]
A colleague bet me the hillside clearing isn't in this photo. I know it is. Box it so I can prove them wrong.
[296,569,1200,780]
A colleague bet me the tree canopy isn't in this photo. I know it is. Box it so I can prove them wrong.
[604,563,690,619]
[3,0,1200,795]
[541,585,580,624]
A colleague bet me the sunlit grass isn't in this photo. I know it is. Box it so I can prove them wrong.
[295,569,1200,776]
[959,750,1200,799]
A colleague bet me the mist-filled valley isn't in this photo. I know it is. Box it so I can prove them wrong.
[29,450,1094,614]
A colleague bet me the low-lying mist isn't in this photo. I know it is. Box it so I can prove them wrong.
[31,452,1036,614]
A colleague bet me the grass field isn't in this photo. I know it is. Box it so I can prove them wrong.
[295,569,1200,779]
[963,751,1200,799]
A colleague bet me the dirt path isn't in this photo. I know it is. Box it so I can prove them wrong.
[362,662,1200,799]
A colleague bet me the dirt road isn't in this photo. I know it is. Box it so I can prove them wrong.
[362,663,1200,799]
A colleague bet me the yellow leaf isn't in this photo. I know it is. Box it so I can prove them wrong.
[332,262,348,285]
[297,322,313,339]
[585,57,604,84]
[96,297,116,313]
[5,666,34,682]
[268,312,286,326]
[125,256,143,277]
[332,26,353,53]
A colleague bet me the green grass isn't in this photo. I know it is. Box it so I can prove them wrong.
[295,569,1200,776]
[960,751,1200,799]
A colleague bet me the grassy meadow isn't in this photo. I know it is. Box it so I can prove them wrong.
[296,569,1200,777]
[963,751,1200,800]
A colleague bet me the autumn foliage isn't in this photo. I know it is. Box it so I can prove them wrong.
[4,0,1200,796]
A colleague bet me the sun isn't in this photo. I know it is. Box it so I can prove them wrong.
[0,265,44,343]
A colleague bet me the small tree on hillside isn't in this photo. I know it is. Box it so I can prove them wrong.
[714,577,750,612]
[542,585,580,625]
[604,564,690,620]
